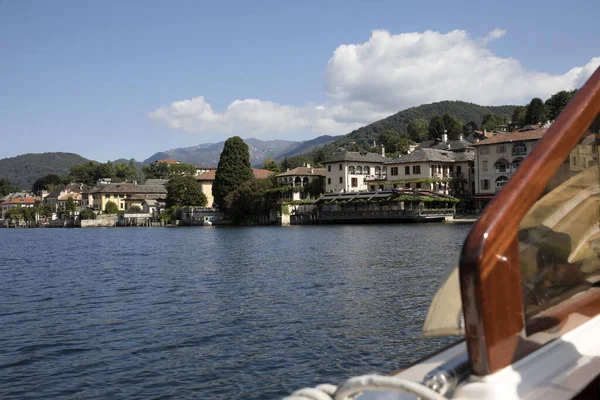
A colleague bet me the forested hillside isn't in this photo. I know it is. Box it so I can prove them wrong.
[0,152,91,189]
[331,101,517,150]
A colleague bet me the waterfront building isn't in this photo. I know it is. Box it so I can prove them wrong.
[1,195,38,219]
[316,189,457,223]
[473,125,548,210]
[196,168,275,208]
[322,149,390,193]
[84,182,167,212]
[275,164,326,201]
[380,148,474,202]
[44,183,91,209]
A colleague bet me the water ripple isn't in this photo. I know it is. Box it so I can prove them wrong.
[0,224,470,399]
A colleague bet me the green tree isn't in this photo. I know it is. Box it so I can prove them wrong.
[407,118,429,142]
[169,163,197,176]
[525,97,548,125]
[165,175,207,208]
[32,174,63,192]
[309,147,333,166]
[262,158,280,173]
[545,90,577,121]
[5,207,24,221]
[142,162,171,180]
[0,178,19,196]
[463,121,478,135]
[442,114,463,140]
[22,207,36,222]
[114,159,140,182]
[105,201,119,214]
[225,177,279,223]
[307,177,325,198]
[159,206,181,224]
[65,197,76,212]
[511,106,527,127]
[481,114,499,132]
[80,208,96,220]
[126,205,143,213]
[428,116,446,139]
[280,155,313,171]
[213,136,254,210]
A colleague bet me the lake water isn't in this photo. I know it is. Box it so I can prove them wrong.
[0,224,471,399]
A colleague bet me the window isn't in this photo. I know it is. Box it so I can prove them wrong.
[405,183,411,189]
[456,166,462,176]
[497,145,506,153]
[393,184,398,188]
[391,167,398,176]
[379,185,384,191]
[356,166,363,174]
[405,166,410,175]
[494,160,509,173]
[375,166,381,176]
[413,165,421,174]
[512,143,527,156]
[339,177,343,184]
[481,180,490,190]
[105,194,110,198]
[339,164,342,171]
[364,166,370,175]
[495,176,508,188]
[120,203,124,209]
[510,157,523,172]
[370,185,375,191]
[416,182,422,189]
[328,165,331,172]
[348,166,355,174]
[482,161,488,171]
[480,147,489,155]
[327,178,331,184]
[351,178,358,187]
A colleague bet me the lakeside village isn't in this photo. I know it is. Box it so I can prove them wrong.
[1,122,566,228]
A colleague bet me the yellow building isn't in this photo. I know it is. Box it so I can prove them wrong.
[86,181,167,212]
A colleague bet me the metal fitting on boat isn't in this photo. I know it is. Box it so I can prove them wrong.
[422,353,470,395]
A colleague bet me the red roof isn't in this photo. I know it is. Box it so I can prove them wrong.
[1,197,38,206]
[196,168,274,181]
[472,127,547,146]
[196,170,216,181]
[253,168,275,179]
[155,158,179,165]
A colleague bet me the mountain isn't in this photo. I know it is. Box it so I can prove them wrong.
[143,136,341,167]
[279,135,345,159]
[0,152,92,190]
[329,101,518,149]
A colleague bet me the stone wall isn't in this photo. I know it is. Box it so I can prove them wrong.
[78,215,118,228]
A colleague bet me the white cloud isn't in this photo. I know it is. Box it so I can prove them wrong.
[149,29,599,137]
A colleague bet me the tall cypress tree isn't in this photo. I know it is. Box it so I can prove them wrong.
[212,136,254,210]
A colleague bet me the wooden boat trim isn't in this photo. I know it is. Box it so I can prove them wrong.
[459,67,600,376]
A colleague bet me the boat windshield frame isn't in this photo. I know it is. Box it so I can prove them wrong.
[458,67,600,376]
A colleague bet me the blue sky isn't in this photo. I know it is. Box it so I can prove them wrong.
[1,0,598,162]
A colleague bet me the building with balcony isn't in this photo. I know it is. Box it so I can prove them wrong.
[473,126,548,210]
[378,148,475,199]
[275,164,326,201]
[323,150,390,193]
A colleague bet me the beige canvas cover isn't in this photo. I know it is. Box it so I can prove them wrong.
[422,263,464,337]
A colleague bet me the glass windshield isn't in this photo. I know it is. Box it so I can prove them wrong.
[520,114,600,319]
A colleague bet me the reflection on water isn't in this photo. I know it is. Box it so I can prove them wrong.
[0,224,470,399]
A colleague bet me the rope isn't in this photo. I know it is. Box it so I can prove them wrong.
[282,374,447,400]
